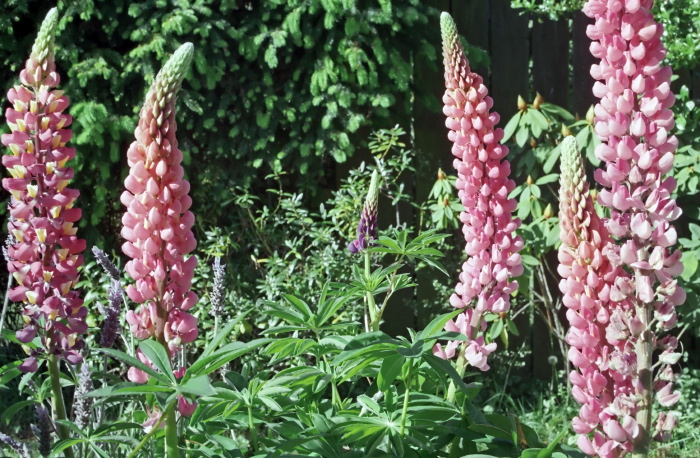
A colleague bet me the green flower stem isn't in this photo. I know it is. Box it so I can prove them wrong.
[376,268,398,326]
[446,344,467,404]
[365,251,379,331]
[48,354,74,458]
[248,403,259,452]
[399,360,414,437]
[164,401,180,457]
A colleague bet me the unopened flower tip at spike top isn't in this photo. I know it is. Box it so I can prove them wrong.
[433,12,523,372]
[121,43,199,402]
[348,169,380,253]
[577,1,683,455]
[1,7,87,372]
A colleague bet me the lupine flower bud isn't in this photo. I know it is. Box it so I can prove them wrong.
[72,363,94,429]
[1,8,86,372]
[433,12,523,371]
[583,0,683,453]
[348,169,380,253]
[121,43,198,382]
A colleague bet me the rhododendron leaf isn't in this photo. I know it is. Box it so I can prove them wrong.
[515,124,530,147]
[535,174,558,185]
[530,109,549,130]
[502,111,522,142]
[543,142,563,173]
[0,400,35,425]
[139,340,175,383]
[539,103,574,122]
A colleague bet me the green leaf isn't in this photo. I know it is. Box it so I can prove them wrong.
[502,111,522,142]
[515,122,530,147]
[543,141,563,174]
[535,174,559,185]
[377,353,405,392]
[95,348,169,384]
[681,250,698,281]
[139,340,175,383]
[530,109,549,130]
[282,293,314,321]
[521,255,541,266]
[422,354,481,400]
[190,339,271,377]
[201,310,251,358]
[418,309,462,340]
[179,374,217,397]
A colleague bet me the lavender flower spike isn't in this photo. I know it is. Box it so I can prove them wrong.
[210,257,226,317]
[348,169,380,253]
[0,432,30,458]
[92,246,120,282]
[72,364,94,429]
[98,279,122,348]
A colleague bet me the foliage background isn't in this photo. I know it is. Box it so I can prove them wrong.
[1,0,700,455]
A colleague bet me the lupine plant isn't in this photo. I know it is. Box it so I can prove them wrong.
[1,3,699,458]
[1,8,85,456]
[555,1,684,456]
[434,12,523,375]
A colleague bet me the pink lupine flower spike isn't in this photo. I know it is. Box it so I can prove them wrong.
[2,7,87,373]
[434,12,523,373]
[578,1,684,455]
[120,43,199,420]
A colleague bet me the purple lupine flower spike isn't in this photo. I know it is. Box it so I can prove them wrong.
[1,7,87,372]
[348,169,380,253]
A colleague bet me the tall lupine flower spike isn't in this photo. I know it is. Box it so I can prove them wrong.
[1,8,87,372]
[348,169,380,253]
[121,43,198,388]
[584,1,683,454]
[433,12,523,372]
[558,136,635,457]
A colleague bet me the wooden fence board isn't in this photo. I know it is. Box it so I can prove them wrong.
[489,0,530,121]
[572,11,597,118]
[532,16,570,108]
